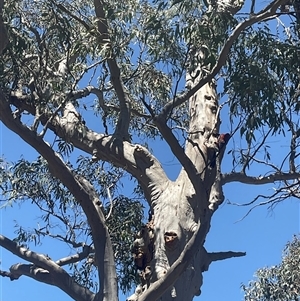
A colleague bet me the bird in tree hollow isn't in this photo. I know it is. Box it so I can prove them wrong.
[209,133,231,168]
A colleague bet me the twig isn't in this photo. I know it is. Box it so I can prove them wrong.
[242,128,273,173]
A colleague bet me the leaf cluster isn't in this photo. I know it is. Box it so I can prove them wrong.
[225,24,300,143]
[243,235,300,301]
[0,156,145,293]
[1,0,241,141]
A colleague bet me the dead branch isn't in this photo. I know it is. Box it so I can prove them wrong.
[229,180,300,221]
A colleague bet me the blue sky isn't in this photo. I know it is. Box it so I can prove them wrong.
[0,119,299,301]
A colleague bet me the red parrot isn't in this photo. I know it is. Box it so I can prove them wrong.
[218,133,231,149]
[209,133,231,168]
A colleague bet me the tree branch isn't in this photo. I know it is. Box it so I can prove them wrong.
[0,269,16,280]
[283,113,299,173]
[36,230,90,250]
[222,171,300,185]
[0,234,57,270]
[56,245,93,267]
[0,234,95,301]
[9,264,56,283]
[54,2,92,31]
[93,0,131,141]
[242,128,272,173]
[158,0,289,121]
[208,251,246,263]
[229,181,300,220]
[8,93,169,204]
[153,116,202,192]
[71,86,150,119]
[0,94,118,301]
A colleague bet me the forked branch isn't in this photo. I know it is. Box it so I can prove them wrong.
[8,93,169,204]
[0,234,95,301]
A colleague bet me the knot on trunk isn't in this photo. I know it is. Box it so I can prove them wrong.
[164,231,179,250]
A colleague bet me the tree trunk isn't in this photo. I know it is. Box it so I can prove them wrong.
[129,76,221,300]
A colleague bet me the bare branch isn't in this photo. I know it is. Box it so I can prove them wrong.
[9,264,55,283]
[0,234,57,271]
[37,231,88,249]
[208,251,246,263]
[242,128,272,173]
[233,193,289,222]
[158,0,289,121]
[0,269,17,280]
[249,157,282,172]
[222,171,300,185]
[250,0,256,14]
[56,245,93,267]
[72,85,105,103]
[229,180,300,221]
[105,185,114,220]
[39,102,64,137]
[0,234,95,301]
[232,179,299,206]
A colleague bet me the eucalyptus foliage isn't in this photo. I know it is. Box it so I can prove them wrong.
[242,236,300,301]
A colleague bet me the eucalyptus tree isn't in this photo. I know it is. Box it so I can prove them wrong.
[242,236,300,301]
[0,0,299,301]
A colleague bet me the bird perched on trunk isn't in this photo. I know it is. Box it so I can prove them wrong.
[209,133,231,168]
